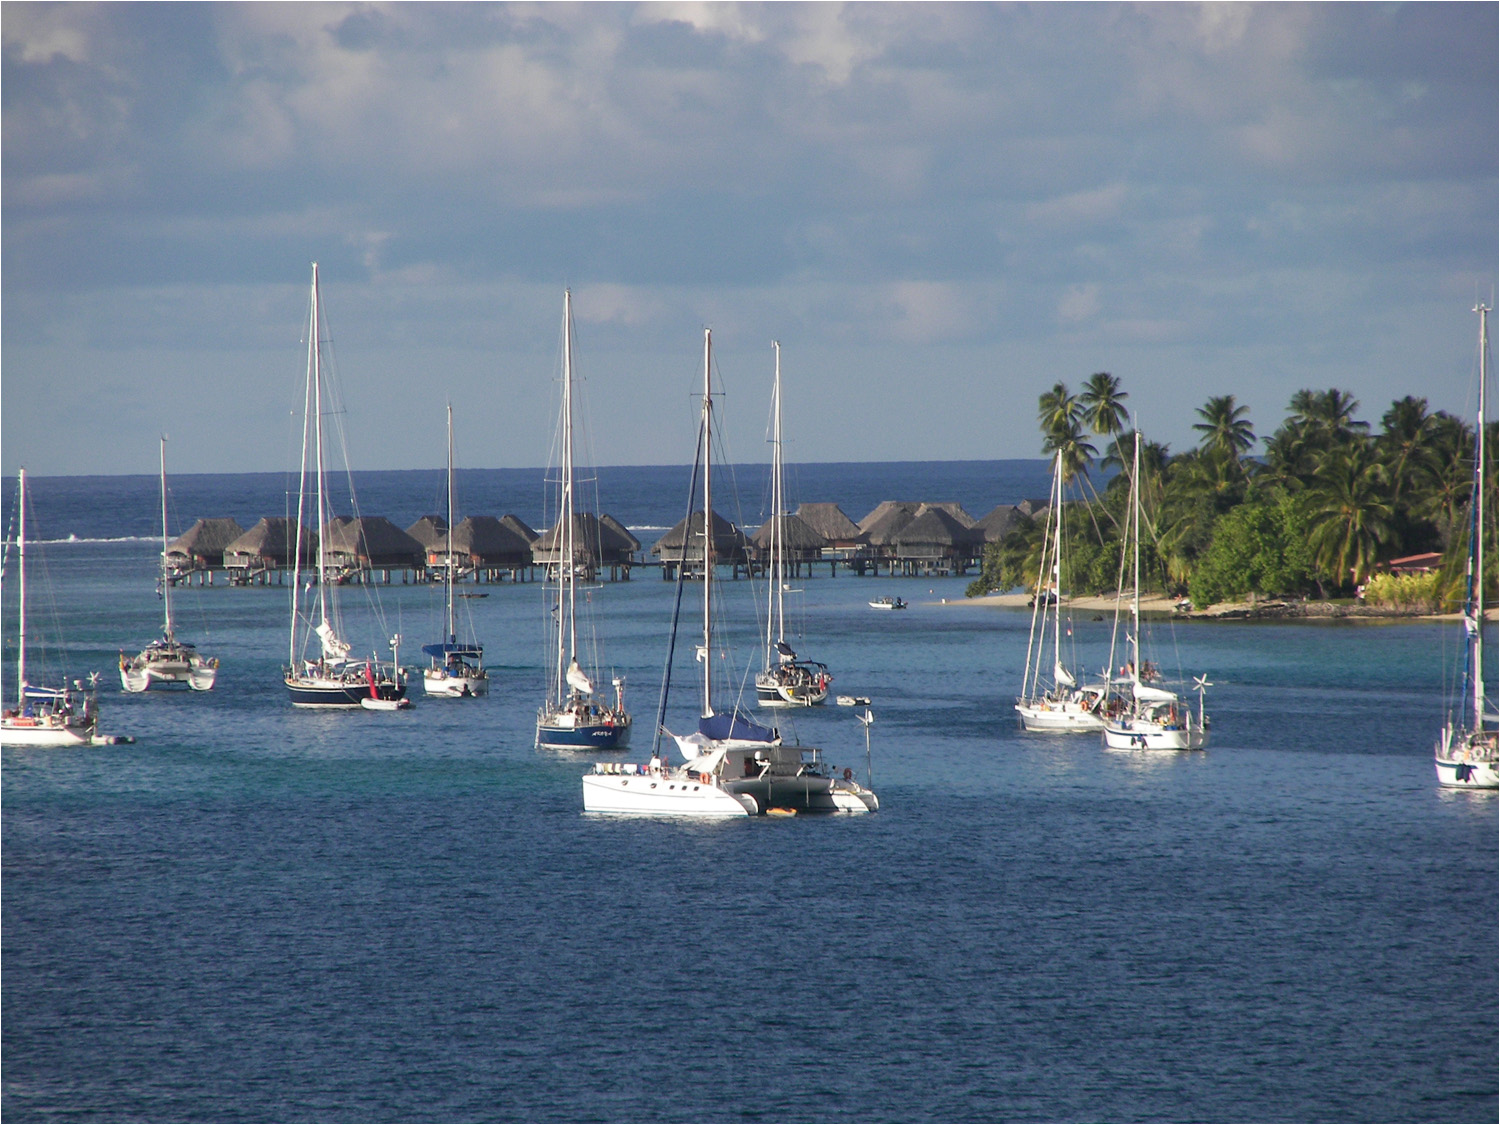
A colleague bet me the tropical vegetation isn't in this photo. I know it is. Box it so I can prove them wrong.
[969,377,1498,612]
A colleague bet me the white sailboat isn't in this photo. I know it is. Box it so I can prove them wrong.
[582,329,876,816]
[537,290,630,749]
[1015,449,1107,731]
[283,262,408,709]
[422,405,488,699]
[1102,429,1209,751]
[755,342,831,708]
[120,437,219,692]
[2,469,107,747]
[1435,301,1499,789]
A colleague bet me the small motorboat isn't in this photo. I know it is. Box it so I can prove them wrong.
[869,596,907,610]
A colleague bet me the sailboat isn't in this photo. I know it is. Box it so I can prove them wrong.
[1101,429,1209,751]
[422,405,488,698]
[1015,449,1107,731]
[2,469,105,747]
[1435,301,1499,789]
[537,290,630,749]
[282,263,408,709]
[120,437,219,692]
[756,343,831,708]
[582,329,877,816]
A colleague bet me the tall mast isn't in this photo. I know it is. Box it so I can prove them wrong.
[1131,428,1142,682]
[702,328,713,718]
[768,342,784,663]
[1475,302,1489,732]
[556,290,581,703]
[159,436,173,639]
[16,469,26,702]
[445,401,456,646]
[312,264,329,627]
[289,267,315,668]
[1050,447,1064,683]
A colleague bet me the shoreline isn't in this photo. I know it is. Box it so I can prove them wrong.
[950,591,1494,624]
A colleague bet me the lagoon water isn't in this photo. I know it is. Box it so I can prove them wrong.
[3,462,1496,1122]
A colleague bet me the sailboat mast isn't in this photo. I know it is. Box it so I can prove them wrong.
[769,342,785,661]
[445,402,456,646]
[16,469,25,702]
[312,264,329,627]
[1050,448,1064,684]
[159,436,173,639]
[702,328,713,718]
[563,292,579,682]
[1131,428,1142,681]
[289,268,315,668]
[1475,302,1489,732]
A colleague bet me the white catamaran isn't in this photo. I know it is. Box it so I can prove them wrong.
[1015,449,1107,731]
[1102,429,1209,751]
[120,437,219,692]
[1435,302,1499,789]
[537,290,630,749]
[422,405,488,699]
[283,263,408,710]
[755,342,831,708]
[582,329,876,816]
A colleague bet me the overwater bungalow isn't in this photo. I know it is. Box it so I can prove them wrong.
[166,517,246,582]
[319,516,425,582]
[652,510,749,579]
[224,518,315,584]
[532,512,640,580]
[749,513,828,576]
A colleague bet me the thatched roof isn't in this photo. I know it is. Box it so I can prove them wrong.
[891,506,984,549]
[749,513,828,552]
[794,502,865,544]
[1016,497,1051,518]
[224,517,314,565]
[167,517,246,563]
[533,513,640,564]
[599,513,641,553]
[976,504,1023,542]
[652,510,749,562]
[859,501,920,546]
[449,516,533,564]
[500,514,539,544]
[321,516,425,567]
[406,515,449,551]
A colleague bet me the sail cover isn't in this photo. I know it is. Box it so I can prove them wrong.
[699,710,777,743]
[1133,680,1178,703]
[421,641,483,661]
[316,621,351,663]
[1053,661,1077,688]
[566,658,594,695]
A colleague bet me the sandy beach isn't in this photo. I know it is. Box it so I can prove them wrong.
[948,591,1492,623]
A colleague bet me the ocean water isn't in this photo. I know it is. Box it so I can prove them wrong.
[3,463,1496,1123]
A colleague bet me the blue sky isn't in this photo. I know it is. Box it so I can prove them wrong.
[3,2,1496,476]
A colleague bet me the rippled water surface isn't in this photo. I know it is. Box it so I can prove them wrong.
[3,464,1496,1122]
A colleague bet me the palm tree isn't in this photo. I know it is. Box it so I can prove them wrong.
[1037,382,1078,443]
[1377,396,1435,502]
[1193,395,1256,460]
[1304,441,1395,589]
[1079,372,1128,437]
[1043,415,1098,485]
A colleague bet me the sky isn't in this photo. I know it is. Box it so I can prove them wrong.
[3,2,1496,477]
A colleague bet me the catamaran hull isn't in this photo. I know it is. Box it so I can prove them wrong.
[582,770,756,815]
[1015,702,1105,732]
[422,668,489,698]
[728,776,878,813]
[1104,719,1207,751]
[120,662,217,692]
